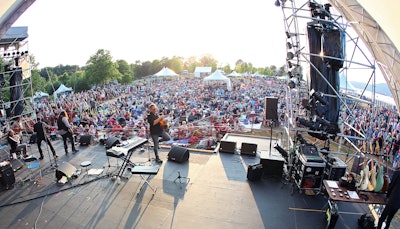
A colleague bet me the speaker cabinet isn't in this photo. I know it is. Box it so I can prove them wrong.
[168,146,189,163]
[80,135,94,146]
[219,140,236,154]
[241,142,257,156]
[0,164,15,189]
[56,162,77,181]
[105,136,120,149]
[265,97,278,120]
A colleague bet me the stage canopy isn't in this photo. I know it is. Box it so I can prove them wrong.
[203,70,232,91]
[153,67,178,77]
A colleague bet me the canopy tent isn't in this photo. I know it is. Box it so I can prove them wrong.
[153,67,178,77]
[33,91,49,99]
[227,71,241,77]
[54,84,73,99]
[203,70,232,91]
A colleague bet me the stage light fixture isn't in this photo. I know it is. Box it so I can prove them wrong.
[313,115,330,127]
[274,0,280,7]
[287,42,292,49]
[274,144,288,162]
[287,52,294,60]
[287,61,293,69]
[288,80,296,89]
[310,89,328,106]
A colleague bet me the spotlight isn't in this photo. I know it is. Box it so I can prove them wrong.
[274,0,280,7]
[295,133,308,145]
[287,42,292,49]
[287,61,293,69]
[287,52,294,60]
[313,115,330,127]
[310,89,328,106]
[297,118,317,129]
[288,80,296,89]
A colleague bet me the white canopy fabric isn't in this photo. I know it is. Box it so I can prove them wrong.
[153,67,178,77]
[203,70,232,91]
[227,71,241,77]
[33,91,49,99]
[54,84,73,99]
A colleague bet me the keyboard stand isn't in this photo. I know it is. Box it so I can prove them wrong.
[131,165,160,196]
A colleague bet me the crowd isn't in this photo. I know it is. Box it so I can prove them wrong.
[2,74,399,161]
[5,77,285,146]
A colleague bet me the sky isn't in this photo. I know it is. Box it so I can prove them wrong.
[10,0,387,84]
[12,0,287,69]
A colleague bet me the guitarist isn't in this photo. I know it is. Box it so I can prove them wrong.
[148,103,171,163]
[57,110,79,155]
[377,162,400,229]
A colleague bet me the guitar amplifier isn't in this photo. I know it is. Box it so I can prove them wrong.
[0,163,15,189]
[247,164,263,181]
[324,156,347,181]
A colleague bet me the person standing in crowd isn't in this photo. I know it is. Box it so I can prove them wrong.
[377,162,400,229]
[147,103,170,163]
[57,110,78,154]
[33,117,58,160]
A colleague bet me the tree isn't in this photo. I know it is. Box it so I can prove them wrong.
[199,54,218,71]
[85,49,121,85]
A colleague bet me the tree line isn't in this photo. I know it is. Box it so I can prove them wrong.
[28,49,286,95]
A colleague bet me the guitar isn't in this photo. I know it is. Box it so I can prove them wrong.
[368,159,376,191]
[359,158,370,191]
[381,146,391,192]
[160,119,169,130]
[374,164,384,192]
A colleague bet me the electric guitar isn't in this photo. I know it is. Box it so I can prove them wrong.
[359,158,370,191]
[374,164,384,192]
[159,119,169,130]
[368,159,376,191]
[381,146,391,192]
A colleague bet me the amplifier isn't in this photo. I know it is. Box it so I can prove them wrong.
[294,151,325,189]
[324,156,347,181]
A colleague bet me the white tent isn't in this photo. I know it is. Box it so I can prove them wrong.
[153,67,178,77]
[227,71,241,77]
[54,84,73,99]
[203,70,232,91]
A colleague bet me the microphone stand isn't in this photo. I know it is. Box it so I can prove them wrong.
[42,122,58,168]
[269,120,274,157]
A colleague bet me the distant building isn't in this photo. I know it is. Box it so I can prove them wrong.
[194,67,212,78]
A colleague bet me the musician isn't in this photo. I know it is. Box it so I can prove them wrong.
[33,117,58,160]
[7,129,28,159]
[57,110,79,154]
[377,162,400,229]
[147,103,170,163]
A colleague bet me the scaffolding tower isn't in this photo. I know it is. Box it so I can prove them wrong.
[0,26,34,131]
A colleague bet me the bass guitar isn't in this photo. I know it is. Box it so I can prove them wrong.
[381,145,391,192]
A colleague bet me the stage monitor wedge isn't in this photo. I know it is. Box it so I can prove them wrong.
[219,140,236,154]
[241,142,257,156]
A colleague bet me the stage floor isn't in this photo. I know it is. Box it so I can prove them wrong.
[0,134,394,229]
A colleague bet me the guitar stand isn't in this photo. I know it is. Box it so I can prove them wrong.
[174,170,190,184]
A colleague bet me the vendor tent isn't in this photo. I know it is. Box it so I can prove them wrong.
[227,71,241,77]
[54,84,73,99]
[153,67,178,77]
[203,70,232,91]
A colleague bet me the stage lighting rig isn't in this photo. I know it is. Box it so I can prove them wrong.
[310,89,328,106]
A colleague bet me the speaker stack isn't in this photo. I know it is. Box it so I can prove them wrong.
[168,146,189,163]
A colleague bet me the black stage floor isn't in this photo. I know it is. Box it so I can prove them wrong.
[0,136,384,229]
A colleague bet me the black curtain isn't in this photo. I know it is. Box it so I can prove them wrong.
[10,68,24,116]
